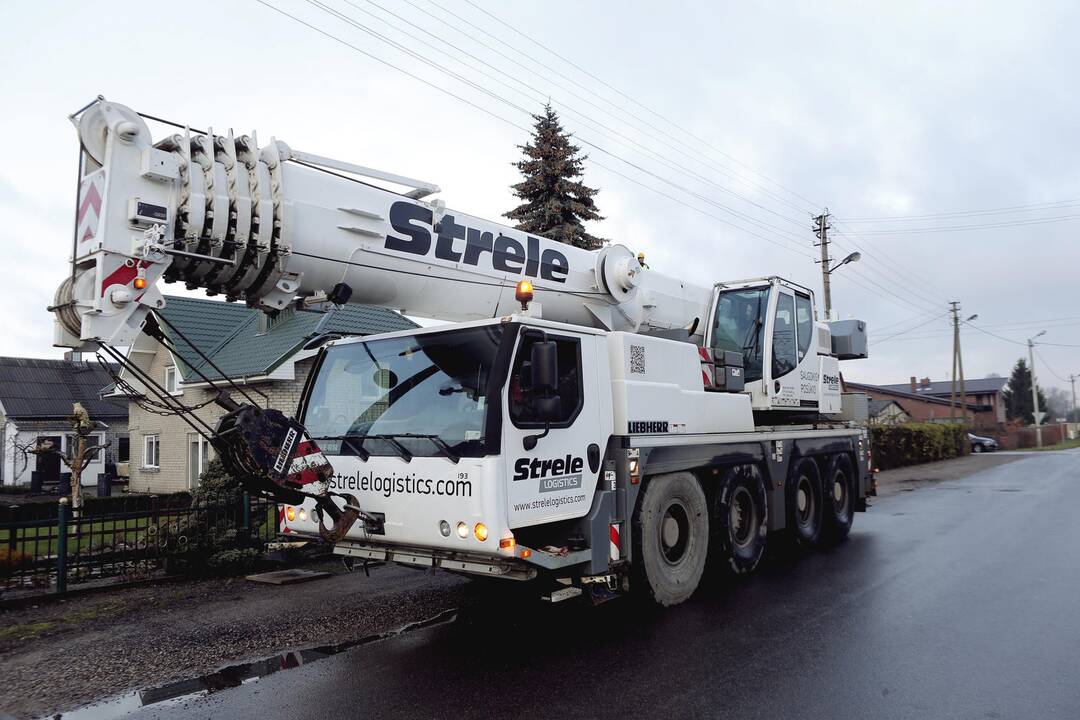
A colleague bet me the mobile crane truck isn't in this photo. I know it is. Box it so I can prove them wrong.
[52,98,871,606]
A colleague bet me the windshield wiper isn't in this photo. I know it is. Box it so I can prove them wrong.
[388,433,461,464]
[312,434,370,461]
[314,433,462,463]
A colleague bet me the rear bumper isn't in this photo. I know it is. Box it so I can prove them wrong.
[333,539,538,581]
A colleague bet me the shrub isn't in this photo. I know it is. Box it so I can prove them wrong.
[870,423,970,471]
[0,547,32,577]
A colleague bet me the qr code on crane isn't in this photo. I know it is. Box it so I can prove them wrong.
[629,344,646,374]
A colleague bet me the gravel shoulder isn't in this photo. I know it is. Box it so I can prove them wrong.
[0,559,474,719]
[873,452,1027,498]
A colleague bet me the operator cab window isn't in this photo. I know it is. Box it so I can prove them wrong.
[772,292,798,378]
[508,333,583,428]
[711,286,769,382]
[795,293,813,362]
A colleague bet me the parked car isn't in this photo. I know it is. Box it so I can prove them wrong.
[969,433,999,453]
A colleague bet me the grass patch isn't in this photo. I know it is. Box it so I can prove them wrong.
[0,621,55,641]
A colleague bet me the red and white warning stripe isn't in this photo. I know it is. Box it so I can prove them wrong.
[609,522,620,562]
[76,171,106,247]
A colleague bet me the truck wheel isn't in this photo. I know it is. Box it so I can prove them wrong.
[786,457,824,548]
[632,472,709,607]
[822,454,855,543]
[711,464,768,575]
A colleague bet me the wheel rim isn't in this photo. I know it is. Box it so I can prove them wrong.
[729,485,757,549]
[832,469,848,512]
[796,473,816,530]
[659,500,691,565]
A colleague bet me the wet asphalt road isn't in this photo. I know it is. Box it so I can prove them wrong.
[132,451,1080,719]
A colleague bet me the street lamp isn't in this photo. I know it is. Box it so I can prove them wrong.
[966,314,978,322]
[826,251,861,274]
[1028,330,1047,447]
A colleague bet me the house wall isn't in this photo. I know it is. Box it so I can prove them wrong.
[1,417,128,486]
[126,345,314,494]
[856,387,997,428]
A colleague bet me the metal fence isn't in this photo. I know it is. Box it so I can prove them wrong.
[0,494,278,596]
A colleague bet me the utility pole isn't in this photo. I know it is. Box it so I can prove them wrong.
[1028,337,1043,448]
[1070,374,1077,429]
[813,209,832,320]
[950,302,959,424]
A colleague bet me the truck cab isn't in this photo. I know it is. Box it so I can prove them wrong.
[280,317,614,579]
[706,278,842,416]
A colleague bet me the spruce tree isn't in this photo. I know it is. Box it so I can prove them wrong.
[1002,358,1048,424]
[505,104,606,250]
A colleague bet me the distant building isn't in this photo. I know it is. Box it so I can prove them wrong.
[0,355,128,487]
[114,296,416,494]
[868,399,911,425]
[876,376,1008,426]
[845,380,996,429]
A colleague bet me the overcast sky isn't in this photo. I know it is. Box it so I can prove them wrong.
[2,1,1078,392]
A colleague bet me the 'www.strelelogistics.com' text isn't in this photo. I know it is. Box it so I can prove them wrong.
[331,473,471,498]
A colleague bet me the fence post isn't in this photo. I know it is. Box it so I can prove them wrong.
[241,492,251,543]
[56,497,69,594]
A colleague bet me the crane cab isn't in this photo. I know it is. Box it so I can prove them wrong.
[705,277,846,418]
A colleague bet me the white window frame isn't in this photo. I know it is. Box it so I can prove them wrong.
[164,366,182,395]
[187,433,212,489]
[64,433,105,463]
[143,434,160,469]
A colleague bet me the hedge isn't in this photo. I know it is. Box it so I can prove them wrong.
[870,423,970,471]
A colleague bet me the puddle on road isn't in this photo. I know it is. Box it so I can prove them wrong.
[48,608,458,719]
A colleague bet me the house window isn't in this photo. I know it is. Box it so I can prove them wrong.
[64,433,104,462]
[187,434,211,489]
[165,366,182,395]
[118,437,130,463]
[143,434,160,469]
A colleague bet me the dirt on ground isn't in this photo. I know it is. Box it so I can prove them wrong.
[872,452,1026,498]
[0,558,477,719]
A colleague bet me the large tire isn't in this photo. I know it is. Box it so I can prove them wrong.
[710,464,768,576]
[821,454,856,543]
[786,457,824,548]
[632,472,709,607]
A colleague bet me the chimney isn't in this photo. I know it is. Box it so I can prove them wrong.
[64,351,83,362]
[920,377,931,388]
[910,376,917,392]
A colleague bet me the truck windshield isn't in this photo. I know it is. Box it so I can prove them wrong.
[711,286,770,382]
[302,325,505,459]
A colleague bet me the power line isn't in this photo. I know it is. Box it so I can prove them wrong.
[264,0,820,261]
[872,311,951,344]
[1034,346,1069,383]
[841,214,1080,236]
[454,0,823,215]
[842,197,1080,223]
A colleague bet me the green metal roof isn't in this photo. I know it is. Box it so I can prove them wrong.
[155,296,417,382]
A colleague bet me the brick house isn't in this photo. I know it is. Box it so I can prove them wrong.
[114,296,416,494]
[0,355,128,487]
[844,380,995,428]
[877,376,1008,426]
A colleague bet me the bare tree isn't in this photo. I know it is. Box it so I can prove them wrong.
[8,435,36,485]
[30,403,110,514]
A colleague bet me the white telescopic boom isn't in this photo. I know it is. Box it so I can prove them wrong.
[52,100,711,349]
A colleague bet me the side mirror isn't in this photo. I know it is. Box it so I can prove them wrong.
[530,341,558,394]
[524,341,561,450]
